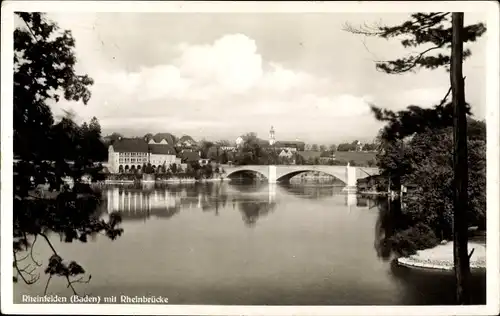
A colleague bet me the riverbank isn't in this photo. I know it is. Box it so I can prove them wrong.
[397,240,486,271]
[357,191,387,196]
[102,178,230,185]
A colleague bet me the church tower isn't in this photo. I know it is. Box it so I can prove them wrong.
[269,126,276,146]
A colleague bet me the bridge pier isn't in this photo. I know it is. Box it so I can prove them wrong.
[342,164,357,193]
[268,165,277,184]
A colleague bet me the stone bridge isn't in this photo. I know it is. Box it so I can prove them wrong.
[222,164,379,191]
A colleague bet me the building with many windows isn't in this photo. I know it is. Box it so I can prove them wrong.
[108,138,180,173]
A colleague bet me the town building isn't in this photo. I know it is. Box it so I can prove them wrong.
[107,137,180,173]
[267,126,305,151]
[149,133,177,146]
[235,136,244,147]
[176,135,198,148]
[220,146,237,152]
[274,141,305,152]
[279,149,294,159]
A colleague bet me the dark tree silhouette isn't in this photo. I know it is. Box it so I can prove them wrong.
[13,12,123,295]
[344,12,486,304]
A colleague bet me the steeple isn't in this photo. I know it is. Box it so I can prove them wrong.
[269,126,276,145]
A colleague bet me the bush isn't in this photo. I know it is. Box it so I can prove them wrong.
[388,222,440,257]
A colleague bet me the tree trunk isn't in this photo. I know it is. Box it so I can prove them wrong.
[451,12,471,305]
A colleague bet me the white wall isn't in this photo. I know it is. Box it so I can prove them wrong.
[149,154,177,167]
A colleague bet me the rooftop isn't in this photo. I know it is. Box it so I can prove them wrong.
[152,133,176,145]
[111,138,177,155]
[149,144,176,155]
[112,138,149,153]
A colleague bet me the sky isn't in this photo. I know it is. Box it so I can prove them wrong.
[32,12,487,144]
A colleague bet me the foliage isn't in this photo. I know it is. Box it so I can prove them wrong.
[294,152,306,165]
[219,151,229,164]
[337,142,358,151]
[387,222,440,257]
[371,101,471,142]
[343,12,486,74]
[234,133,268,165]
[403,124,486,237]
[362,143,377,151]
[198,140,214,159]
[80,116,107,162]
[103,132,123,146]
[13,12,123,295]
[371,121,486,257]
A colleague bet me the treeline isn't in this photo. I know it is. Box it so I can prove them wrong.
[336,142,377,152]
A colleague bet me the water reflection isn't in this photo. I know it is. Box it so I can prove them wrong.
[103,184,380,226]
[102,183,279,226]
[371,196,412,261]
[280,184,345,199]
[238,200,276,227]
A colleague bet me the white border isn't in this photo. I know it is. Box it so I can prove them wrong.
[1,1,499,315]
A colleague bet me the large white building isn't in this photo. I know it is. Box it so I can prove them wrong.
[108,138,181,173]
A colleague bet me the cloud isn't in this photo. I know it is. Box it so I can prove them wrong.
[52,21,478,143]
[175,34,264,94]
[90,33,371,119]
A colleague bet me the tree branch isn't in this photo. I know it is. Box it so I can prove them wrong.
[30,234,42,267]
[342,13,450,37]
[67,275,91,288]
[468,248,475,259]
[384,45,445,74]
[20,16,38,43]
[43,275,52,295]
[39,233,78,295]
[437,76,466,107]
[13,250,40,285]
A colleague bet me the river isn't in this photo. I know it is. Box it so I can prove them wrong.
[13,182,486,305]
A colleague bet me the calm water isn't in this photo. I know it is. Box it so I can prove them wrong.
[14,182,486,305]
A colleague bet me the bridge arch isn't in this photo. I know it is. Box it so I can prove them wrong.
[226,169,268,181]
[276,170,347,184]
